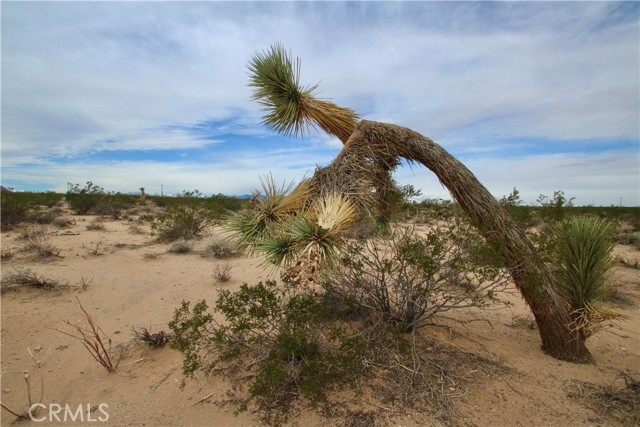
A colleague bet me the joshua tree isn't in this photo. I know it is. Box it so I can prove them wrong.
[245,43,592,363]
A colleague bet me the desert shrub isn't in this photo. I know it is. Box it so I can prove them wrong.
[86,220,106,231]
[169,280,366,425]
[536,190,575,224]
[17,225,47,241]
[499,187,534,229]
[29,209,60,225]
[96,193,137,219]
[143,251,162,260]
[52,216,74,228]
[617,231,640,250]
[23,237,61,259]
[151,206,214,242]
[204,236,239,258]
[1,268,61,293]
[213,263,232,282]
[128,225,145,234]
[66,181,105,214]
[322,224,510,331]
[0,192,30,229]
[169,239,194,253]
[550,216,618,337]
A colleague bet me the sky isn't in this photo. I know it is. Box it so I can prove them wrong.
[1,1,639,206]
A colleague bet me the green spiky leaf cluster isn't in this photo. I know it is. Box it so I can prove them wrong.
[226,175,356,272]
[248,43,319,138]
[247,43,359,143]
[552,216,615,310]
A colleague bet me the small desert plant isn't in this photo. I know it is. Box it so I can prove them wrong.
[1,250,14,260]
[213,264,232,283]
[168,239,194,254]
[128,225,145,234]
[151,206,214,242]
[52,216,75,228]
[551,216,618,337]
[57,296,123,373]
[23,237,61,259]
[0,347,50,421]
[17,225,47,241]
[84,239,106,256]
[30,209,60,225]
[143,251,162,260]
[617,231,640,250]
[86,220,105,231]
[204,237,239,258]
[1,269,61,293]
[131,327,172,348]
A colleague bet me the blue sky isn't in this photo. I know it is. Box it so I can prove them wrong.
[2,1,638,206]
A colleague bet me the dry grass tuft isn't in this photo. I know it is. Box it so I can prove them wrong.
[213,263,232,283]
[169,239,194,254]
[143,251,162,260]
[1,269,63,293]
[86,220,106,231]
[17,225,47,241]
[567,373,640,426]
[204,236,239,259]
[23,237,62,259]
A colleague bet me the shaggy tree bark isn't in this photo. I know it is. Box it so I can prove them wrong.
[332,120,593,363]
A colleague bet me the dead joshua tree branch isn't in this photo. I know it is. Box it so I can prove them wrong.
[57,295,123,372]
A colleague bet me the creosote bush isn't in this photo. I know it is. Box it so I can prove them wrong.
[169,279,366,425]
[151,206,215,242]
[323,223,511,331]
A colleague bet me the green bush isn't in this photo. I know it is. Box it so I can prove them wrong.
[169,280,365,425]
[66,181,105,214]
[96,193,137,219]
[0,192,30,229]
[151,206,214,242]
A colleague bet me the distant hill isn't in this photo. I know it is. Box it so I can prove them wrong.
[0,186,12,193]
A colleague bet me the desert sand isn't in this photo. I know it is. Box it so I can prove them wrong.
[1,204,638,427]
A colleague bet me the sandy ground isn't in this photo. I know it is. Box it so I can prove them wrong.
[1,205,638,427]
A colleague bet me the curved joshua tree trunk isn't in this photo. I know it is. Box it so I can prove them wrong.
[247,44,593,363]
[338,120,592,363]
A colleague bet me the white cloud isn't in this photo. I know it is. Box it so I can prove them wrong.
[1,1,638,204]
